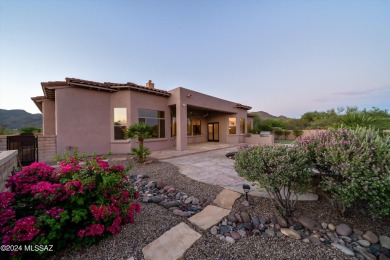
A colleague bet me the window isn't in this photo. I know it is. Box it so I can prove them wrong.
[229,118,236,134]
[138,109,165,138]
[192,119,201,135]
[171,115,176,137]
[114,108,127,140]
[187,118,192,135]
[247,121,252,133]
[240,118,246,134]
[186,118,201,136]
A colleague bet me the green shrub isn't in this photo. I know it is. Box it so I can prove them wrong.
[235,145,312,217]
[19,126,42,134]
[297,128,390,218]
[131,146,151,163]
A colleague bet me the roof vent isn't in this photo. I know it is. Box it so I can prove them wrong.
[146,80,154,89]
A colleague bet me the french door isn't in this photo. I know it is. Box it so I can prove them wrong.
[207,123,219,142]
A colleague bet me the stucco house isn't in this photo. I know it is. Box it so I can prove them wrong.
[32,78,255,155]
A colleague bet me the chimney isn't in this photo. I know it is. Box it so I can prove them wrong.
[146,80,154,89]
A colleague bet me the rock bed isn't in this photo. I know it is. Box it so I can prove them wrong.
[130,173,211,218]
[211,210,390,259]
[51,159,390,260]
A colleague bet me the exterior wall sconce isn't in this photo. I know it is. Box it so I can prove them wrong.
[187,94,192,97]
[243,184,250,201]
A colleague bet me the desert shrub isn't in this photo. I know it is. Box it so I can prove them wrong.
[235,145,312,217]
[297,128,390,218]
[131,146,151,163]
[0,153,139,259]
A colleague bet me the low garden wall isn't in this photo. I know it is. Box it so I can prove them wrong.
[0,150,18,192]
[245,134,274,145]
[37,135,57,163]
[281,129,327,140]
[0,135,57,164]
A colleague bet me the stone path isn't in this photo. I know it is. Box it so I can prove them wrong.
[188,205,231,230]
[213,189,242,209]
[142,223,201,260]
[142,189,241,259]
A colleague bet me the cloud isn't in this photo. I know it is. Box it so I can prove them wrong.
[331,85,390,97]
[312,85,390,103]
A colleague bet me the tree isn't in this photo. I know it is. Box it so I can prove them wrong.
[273,129,284,139]
[19,126,42,134]
[339,107,390,134]
[292,129,303,138]
[125,123,152,163]
[283,129,292,140]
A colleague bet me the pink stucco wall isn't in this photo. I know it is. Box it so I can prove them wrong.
[55,88,111,155]
[40,82,253,155]
[42,100,56,135]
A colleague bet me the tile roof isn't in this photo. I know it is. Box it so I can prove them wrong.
[40,78,171,99]
[235,104,252,110]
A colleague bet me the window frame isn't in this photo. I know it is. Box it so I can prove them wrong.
[114,108,127,140]
[229,117,237,134]
[240,118,246,134]
[138,108,165,139]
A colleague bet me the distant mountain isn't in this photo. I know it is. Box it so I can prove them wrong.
[250,111,290,120]
[0,109,42,130]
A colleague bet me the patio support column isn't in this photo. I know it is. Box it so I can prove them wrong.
[176,103,188,151]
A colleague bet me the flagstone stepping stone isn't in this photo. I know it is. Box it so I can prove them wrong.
[188,205,230,230]
[213,189,241,210]
[142,222,201,260]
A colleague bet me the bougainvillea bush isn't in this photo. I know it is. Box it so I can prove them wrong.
[235,145,312,217]
[0,154,139,259]
[297,128,390,218]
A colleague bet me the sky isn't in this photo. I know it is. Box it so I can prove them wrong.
[0,0,389,118]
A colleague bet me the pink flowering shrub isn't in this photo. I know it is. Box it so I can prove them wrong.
[0,151,139,259]
[297,128,390,218]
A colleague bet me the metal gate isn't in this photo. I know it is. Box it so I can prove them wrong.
[7,134,38,166]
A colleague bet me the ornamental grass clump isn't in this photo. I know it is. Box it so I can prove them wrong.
[235,145,312,217]
[0,152,139,259]
[297,128,390,218]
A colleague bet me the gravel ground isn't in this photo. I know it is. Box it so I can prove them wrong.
[51,157,390,260]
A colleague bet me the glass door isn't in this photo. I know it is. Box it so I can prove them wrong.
[207,123,219,142]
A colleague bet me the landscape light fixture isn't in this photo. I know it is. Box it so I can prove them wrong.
[243,184,250,201]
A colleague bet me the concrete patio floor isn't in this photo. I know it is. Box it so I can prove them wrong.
[158,143,318,201]
[150,142,240,160]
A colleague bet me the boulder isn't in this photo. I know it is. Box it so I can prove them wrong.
[336,223,353,236]
[379,235,390,249]
[363,231,379,244]
[276,215,288,228]
[298,217,321,231]
[280,228,301,240]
